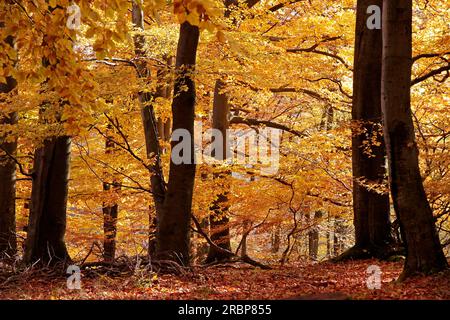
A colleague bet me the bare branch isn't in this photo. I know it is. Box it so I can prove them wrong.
[411,64,450,86]
[230,116,307,138]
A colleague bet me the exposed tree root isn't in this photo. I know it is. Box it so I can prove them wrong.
[191,215,272,270]
[332,244,405,262]
[81,255,188,276]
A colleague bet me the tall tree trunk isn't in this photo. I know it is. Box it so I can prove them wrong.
[132,1,166,255]
[205,79,233,263]
[102,128,120,262]
[204,0,262,263]
[381,0,447,278]
[155,22,200,265]
[24,135,71,264]
[344,0,392,260]
[24,14,72,264]
[0,25,18,256]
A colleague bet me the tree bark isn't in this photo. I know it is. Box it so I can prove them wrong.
[346,0,393,260]
[102,128,120,262]
[205,79,233,263]
[132,1,167,255]
[155,22,200,265]
[102,180,119,263]
[381,0,448,278]
[24,136,71,264]
[23,14,72,264]
[206,195,233,262]
[204,0,261,263]
[0,25,18,256]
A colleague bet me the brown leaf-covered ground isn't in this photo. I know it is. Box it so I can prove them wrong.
[0,259,449,300]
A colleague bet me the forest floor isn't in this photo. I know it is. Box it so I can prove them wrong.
[0,259,449,300]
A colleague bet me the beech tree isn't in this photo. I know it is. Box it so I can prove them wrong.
[381,0,448,278]
[23,5,73,265]
[341,0,393,260]
[205,79,233,263]
[155,21,200,265]
[1,0,449,298]
[131,0,167,254]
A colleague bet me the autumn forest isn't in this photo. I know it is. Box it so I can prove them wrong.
[0,0,449,301]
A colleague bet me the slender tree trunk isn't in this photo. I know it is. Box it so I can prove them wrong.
[155,22,200,265]
[381,0,447,278]
[24,135,71,264]
[156,56,173,151]
[205,79,233,262]
[0,25,18,256]
[204,0,263,262]
[102,181,119,262]
[102,128,120,262]
[344,0,392,261]
[132,1,166,255]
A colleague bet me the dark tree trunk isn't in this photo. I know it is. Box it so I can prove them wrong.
[345,0,393,260]
[24,136,71,264]
[155,22,200,265]
[132,1,167,255]
[0,29,18,256]
[24,22,72,265]
[381,0,448,278]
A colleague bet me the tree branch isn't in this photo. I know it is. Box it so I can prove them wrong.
[191,214,271,269]
[0,145,33,177]
[230,116,307,138]
[411,64,450,86]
